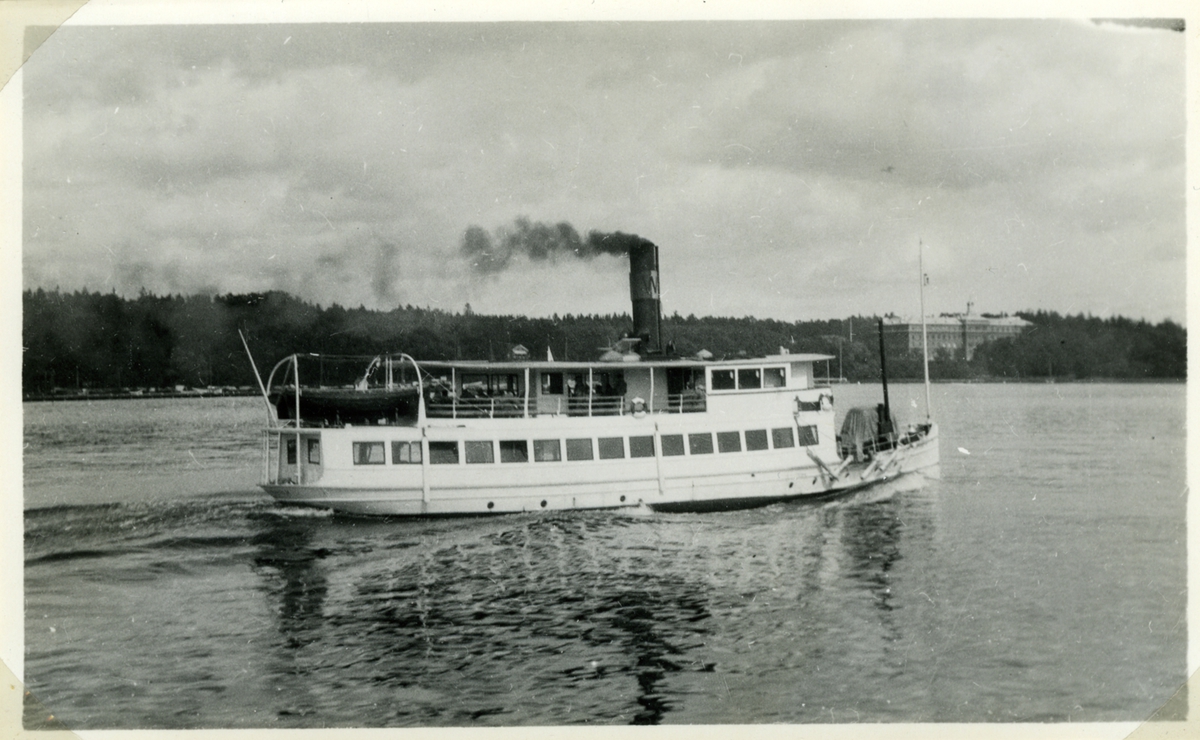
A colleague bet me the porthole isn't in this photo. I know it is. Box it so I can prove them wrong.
[487,501,494,510]
[540,499,547,508]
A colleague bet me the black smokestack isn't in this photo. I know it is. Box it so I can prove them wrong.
[628,239,661,353]
[459,220,661,350]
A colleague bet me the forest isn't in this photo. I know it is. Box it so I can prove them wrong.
[22,288,1186,396]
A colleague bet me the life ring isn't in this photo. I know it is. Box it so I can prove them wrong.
[631,397,646,418]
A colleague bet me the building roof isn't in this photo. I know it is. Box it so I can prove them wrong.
[882,314,1032,327]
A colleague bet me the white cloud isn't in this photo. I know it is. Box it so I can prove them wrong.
[21,19,1186,322]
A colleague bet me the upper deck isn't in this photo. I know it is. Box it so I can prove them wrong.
[269,352,834,427]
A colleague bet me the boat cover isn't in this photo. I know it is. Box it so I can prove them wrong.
[839,406,898,461]
[272,387,419,426]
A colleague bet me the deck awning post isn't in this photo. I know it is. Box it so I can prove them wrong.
[523,367,530,418]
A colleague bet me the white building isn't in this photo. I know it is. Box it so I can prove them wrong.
[882,312,1031,361]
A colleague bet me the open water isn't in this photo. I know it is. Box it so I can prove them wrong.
[20,383,1187,728]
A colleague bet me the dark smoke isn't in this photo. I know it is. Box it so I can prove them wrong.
[461,217,653,273]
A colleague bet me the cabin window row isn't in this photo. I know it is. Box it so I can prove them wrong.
[709,366,787,391]
[350,425,819,466]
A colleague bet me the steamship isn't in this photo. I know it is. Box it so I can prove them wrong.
[250,242,939,516]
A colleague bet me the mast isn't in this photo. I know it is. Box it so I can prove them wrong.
[919,239,932,421]
[877,318,892,438]
[238,329,273,422]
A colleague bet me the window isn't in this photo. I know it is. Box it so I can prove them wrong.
[629,435,655,458]
[466,440,494,464]
[661,434,685,456]
[797,425,819,447]
[666,366,705,395]
[353,441,386,465]
[764,367,786,388]
[689,433,714,454]
[789,362,810,389]
[772,427,795,449]
[307,439,321,464]
[429,441,459,464]
[717,431,741,453]
[460,374,490,397]
[737,368,761,389]
[462,373,520,397]
[286,439,297,464]
[534,439,561,462]
[392,441,421,464]
[542,372,564,395]
[745,429,769,451]
[566,438,594,461]
[710,369,736,390]
[598,437,625,459]
[500,440,529,463]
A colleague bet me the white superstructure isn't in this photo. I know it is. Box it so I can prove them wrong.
[258,352,938,516]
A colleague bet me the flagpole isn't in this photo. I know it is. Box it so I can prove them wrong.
[919,239,932,421]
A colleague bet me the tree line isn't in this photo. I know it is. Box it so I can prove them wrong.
[22,288,1185,395]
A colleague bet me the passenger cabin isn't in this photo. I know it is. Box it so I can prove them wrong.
[271,353,829,428]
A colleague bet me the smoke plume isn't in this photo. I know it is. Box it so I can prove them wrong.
[461,217,653,273]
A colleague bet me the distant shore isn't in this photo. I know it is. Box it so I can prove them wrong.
[23,388,260,403]
[23,376,1184,403]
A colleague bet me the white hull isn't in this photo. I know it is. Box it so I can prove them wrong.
[262,422,939,517]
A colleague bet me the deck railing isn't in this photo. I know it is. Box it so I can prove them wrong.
[423,392,707,418]
[566,395,625,417]
[426,397,529,419]
[665,392,707,413]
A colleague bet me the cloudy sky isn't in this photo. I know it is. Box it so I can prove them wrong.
[19,11,1186,324]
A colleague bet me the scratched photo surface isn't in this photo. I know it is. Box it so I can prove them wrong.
[16,11,1187,731]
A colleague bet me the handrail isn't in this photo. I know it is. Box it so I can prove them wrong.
[567,395,624,417]
[665,392,706,413]
[426,396,527,418]
[425,393,631,419]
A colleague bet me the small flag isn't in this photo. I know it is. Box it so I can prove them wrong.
[547,347,555,361]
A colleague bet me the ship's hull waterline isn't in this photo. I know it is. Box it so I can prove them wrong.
[261,423,939,517]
